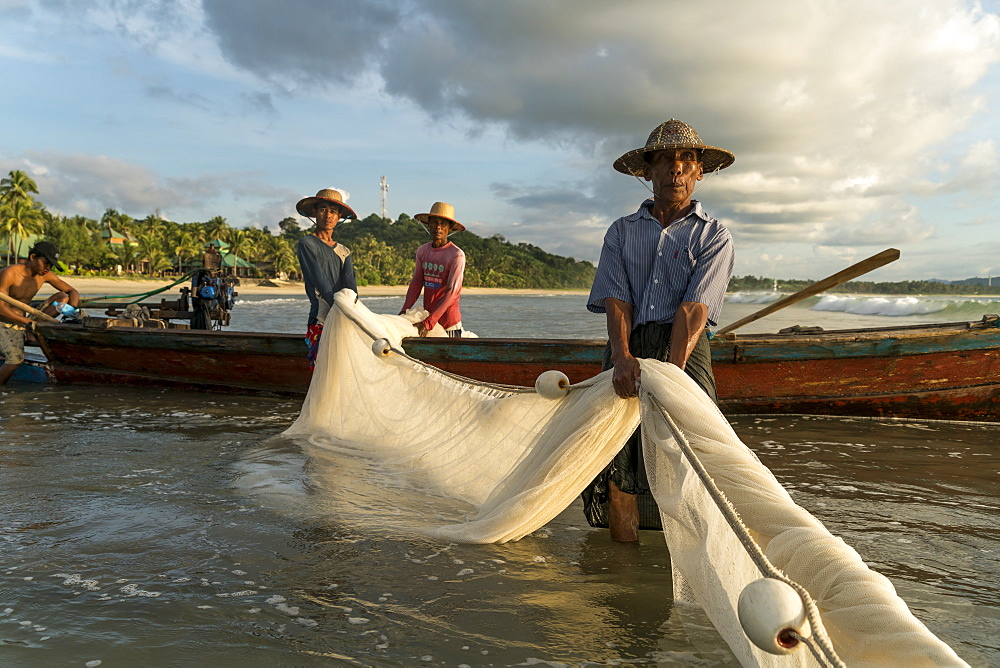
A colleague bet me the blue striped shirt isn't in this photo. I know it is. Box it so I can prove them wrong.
[587,199,734,328]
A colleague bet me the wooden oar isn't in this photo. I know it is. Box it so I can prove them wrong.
[715,248,900,336]
[0,291,60,323]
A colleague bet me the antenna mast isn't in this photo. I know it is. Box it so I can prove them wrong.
[379,175,389,223]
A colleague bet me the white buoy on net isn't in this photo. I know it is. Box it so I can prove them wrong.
[737,578,810,655]
[371,338,392,358]
[535,370,570,399]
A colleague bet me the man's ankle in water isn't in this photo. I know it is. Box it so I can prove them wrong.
[608,481,639,542]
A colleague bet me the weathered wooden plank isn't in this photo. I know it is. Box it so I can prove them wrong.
[32,318,1000,421]
[711,326,1000,363]
[719,384,1000,421]
[401,337,606,365]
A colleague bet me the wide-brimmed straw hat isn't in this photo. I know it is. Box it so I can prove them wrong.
[296,188,357,219]
[613,119,735,177]
[415,202,466,233]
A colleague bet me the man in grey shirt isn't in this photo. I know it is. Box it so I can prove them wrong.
[295,188,358,369]
[584,120,736,542]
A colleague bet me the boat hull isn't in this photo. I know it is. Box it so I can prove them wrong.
[35,325,310,395]
[402,319,1000,422]
[32,318,1000,421]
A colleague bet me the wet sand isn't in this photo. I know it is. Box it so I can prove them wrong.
[52,277,587,298]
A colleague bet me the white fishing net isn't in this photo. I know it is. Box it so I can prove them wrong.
[284,290,967,667]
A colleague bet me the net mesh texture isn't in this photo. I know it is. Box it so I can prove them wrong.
[283,290,967,667]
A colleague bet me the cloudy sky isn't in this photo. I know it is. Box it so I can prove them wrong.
[2,0,999,280]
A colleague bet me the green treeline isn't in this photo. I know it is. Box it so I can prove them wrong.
[334,213,595,289]
[0,169,596,289]
[730,275,1000,295]
[12,164,987,295]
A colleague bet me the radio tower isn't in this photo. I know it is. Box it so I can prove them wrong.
[379,175,389,223]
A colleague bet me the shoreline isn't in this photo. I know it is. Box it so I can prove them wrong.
[45,276,589,298]
[42,276,1000,300]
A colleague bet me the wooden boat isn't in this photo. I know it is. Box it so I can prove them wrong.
[28,314,1000,421]
[32,324,310,395]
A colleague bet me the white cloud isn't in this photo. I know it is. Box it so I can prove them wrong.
[10,0,1000,271]
[337,0,999,253]
[962,140,998,170]
[4,151,296,226]
[14,151,184,216]
[0,0,28,12]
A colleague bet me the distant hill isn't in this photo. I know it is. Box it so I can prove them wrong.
[323,213,596,289]
[933,277,998,287]
[730,274,1000,295]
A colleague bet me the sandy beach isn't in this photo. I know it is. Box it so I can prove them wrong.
[51,276,587,298]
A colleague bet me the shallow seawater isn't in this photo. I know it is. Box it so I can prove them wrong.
[4,292,1000,665]
[224,289,997,338]
[1,382,997,667]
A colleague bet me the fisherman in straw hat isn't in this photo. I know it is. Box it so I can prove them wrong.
[583,119,736,542]
[294,188,359,369]
[399,202,467,337]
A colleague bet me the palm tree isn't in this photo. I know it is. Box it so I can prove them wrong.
[145,247,174,277]
[225,228,260,277]
[263,236,297,278]
[0,170,39,202]
[1,198,45,265]
[245,228,272,270]
[0,170,43,265]
[111,241,140,274]
[173,230,201,273]
[138,213,167,243]
[203,215,230,243]
[135,230,164,275]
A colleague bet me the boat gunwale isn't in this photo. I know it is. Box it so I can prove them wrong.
[35,322,303,342]
[35,316,1000,346]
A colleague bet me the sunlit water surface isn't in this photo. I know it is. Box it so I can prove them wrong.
[2,292,998,666]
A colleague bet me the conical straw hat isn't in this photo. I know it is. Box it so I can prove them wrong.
[296,188,357,219]
[613,119,735,177]
[415,202,466,233]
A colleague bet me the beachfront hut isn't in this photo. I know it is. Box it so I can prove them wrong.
[1,232,43,264]
[220,252,256,277]
[100,226,137,247]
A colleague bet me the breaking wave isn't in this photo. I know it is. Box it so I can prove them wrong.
[812,294,1000,318]
[728,291,1000,319]
[234,297,306,307]
[727,291,784,304]
[812,295,947,316]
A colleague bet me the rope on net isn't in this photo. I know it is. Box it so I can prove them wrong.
[347,296,844,663]
[337,302,542,395]
[646,393,846,668]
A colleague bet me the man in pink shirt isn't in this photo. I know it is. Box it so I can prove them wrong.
[400,202,467,337]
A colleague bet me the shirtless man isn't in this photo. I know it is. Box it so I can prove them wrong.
[0,241,79,384]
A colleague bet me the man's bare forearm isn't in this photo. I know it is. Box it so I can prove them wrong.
[606,298,642,398]
[605,298,633,363]
[0,296,32,326]
[668,301,709,369]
